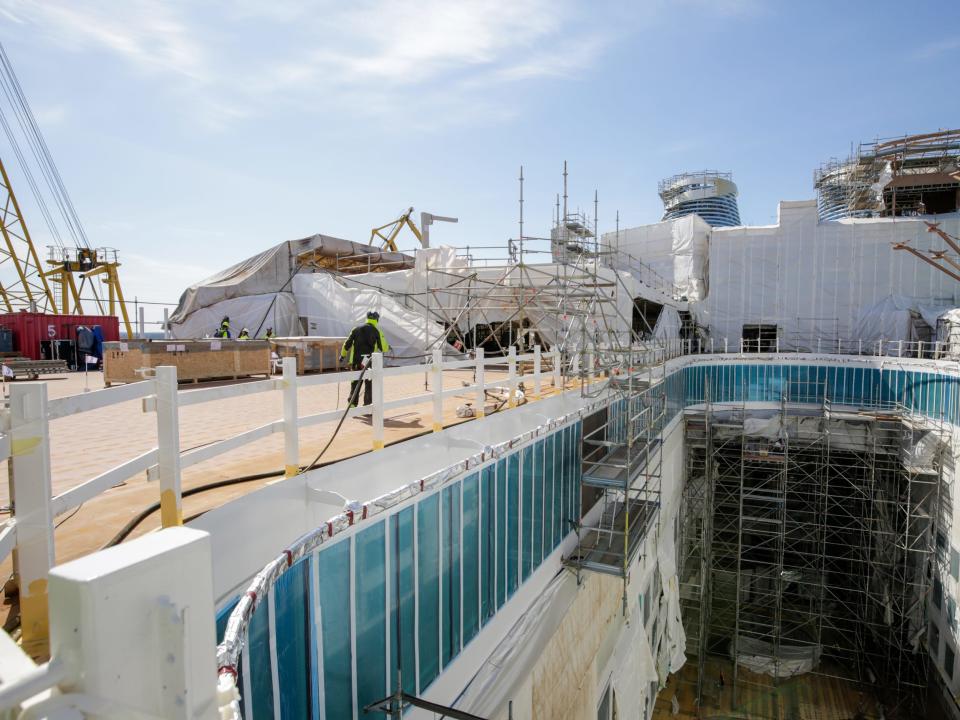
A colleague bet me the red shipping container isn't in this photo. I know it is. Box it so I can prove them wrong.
[0,312,120,360]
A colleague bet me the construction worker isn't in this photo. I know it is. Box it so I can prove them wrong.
[216,316,231,338]
[264,327,275,339]
[341,311,390,407]
[237,328,250,340]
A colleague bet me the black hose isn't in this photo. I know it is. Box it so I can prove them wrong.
[103,366,522,548]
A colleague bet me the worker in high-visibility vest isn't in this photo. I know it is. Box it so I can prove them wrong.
[264,327,275,339]
[341,311,390,407]
[237,328,250,340]
[216,316,231,338]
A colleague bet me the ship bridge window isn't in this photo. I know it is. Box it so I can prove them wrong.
[742,324,778,352]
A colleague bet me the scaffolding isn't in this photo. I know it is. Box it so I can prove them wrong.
[679,380,944,718]
[814,128,960,221]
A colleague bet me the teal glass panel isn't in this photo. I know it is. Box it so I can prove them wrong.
[544,434,556,550]
[417,493,440,690]
[355,522,386,712]
[506,453,520,597]
[318,540,352,720]
[480,465,496,623]
[532,440,544,565]
[495,459,507,608]
[248,597,273,719]
[462,473,480,644]
[550,425,573,548]
[441,483,461,667]
[521,446,534,581]
[276,557,311,719]
[389,507,416,697]
[572,421,582,523]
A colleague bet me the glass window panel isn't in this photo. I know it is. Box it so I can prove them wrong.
[506,453,520,598]
[480,465,496,623]
[521,446,534,581]
[495,459,507,608]
[544,435,555,550]
[389,508,416,697]
[533,440,544,566]
[318,540,352,720]
[462,474,480,644]
[248,598,274,719]
[275,558,311,718]
[355,523,387,712]
[417,493,441,690]
[441,484,461,667]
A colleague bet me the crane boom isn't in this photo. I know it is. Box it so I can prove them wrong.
[0,154,57,312]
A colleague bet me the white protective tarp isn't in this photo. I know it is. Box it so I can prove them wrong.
[168,233,414,338]
[454,572,578,718]
[730,636,821,678]
[169,292,301,339]
[853,294,955,344]
[655,522,687,682]
[610,603,659,720]
[652,306,682,340]
[619,200,960,348]
[292,273,453,364]
[606,215,710,302]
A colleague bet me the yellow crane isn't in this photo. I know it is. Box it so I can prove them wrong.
[0,154,134,336]
[369,206,422,252]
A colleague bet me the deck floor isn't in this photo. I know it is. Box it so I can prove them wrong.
[0,368,572,618]
[653,657,882,720]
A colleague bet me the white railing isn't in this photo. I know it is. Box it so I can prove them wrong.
[0,345,561,655]
[667,335,960,359]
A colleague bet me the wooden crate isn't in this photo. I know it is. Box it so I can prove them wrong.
[270,337,346,374]
[103,339,272,386]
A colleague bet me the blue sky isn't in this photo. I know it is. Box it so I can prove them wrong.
[0,0,958,326]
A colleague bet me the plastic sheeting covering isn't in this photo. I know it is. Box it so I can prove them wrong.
[292,273,452,363]
[169,292,301,339]
[853,294,955,344]
[730,636,821,678]
[675,200,960,347]
[652,306,682,340]
[170,235,333,327]
[610,604,659,720]
[655,524,687,682]
[607,215,710,302]
[454,572,578,717]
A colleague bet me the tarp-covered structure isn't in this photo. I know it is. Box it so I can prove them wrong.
[168,234,414,339]
[169,232,690,360]
[608,201,960,350]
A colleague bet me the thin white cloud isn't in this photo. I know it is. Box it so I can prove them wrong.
[0,0,617,131]
[911,38,960,61]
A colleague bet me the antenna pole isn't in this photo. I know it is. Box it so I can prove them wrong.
[562,160,568,221]
[519,165,524,241]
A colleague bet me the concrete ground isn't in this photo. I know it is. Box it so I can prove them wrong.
[0,366,563,574]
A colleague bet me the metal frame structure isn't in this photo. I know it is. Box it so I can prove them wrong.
[679,380,944,717]
[814,128,960,221]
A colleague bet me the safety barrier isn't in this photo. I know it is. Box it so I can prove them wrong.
[0,345,568,656]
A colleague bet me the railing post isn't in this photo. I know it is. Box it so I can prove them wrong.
[508,346,518,408]
[553,348,562,391]
[475,348,485,418]
[879,338,883,356]
[282,357,299,475]
[533,344,542,399]
[372,352,385,449]
[432,347,444,432]
[155,366,183,529]
[898,340,903,357]
[9,382,53,658]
